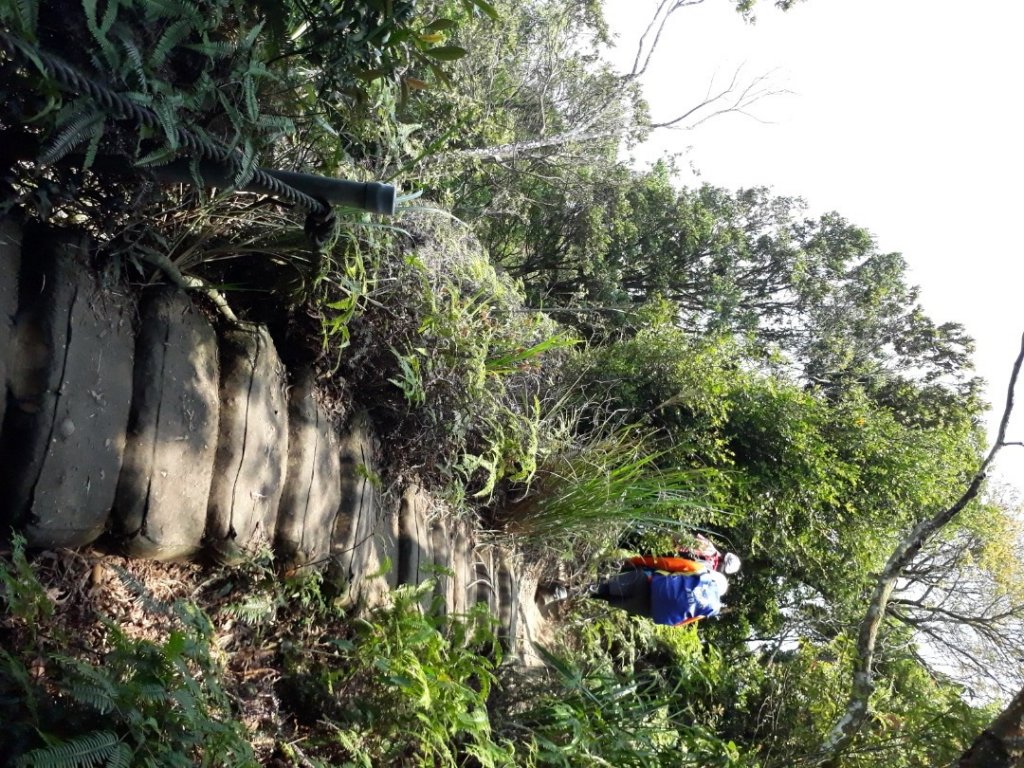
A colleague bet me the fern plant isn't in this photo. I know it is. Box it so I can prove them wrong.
[0,537,256,767]
[1,0,289,215]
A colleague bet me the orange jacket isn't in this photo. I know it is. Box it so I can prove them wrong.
[626,555,708,574]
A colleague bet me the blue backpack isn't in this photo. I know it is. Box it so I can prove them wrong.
[648,571,725,626]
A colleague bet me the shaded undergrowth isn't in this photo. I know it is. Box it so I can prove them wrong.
[0,538,745,767]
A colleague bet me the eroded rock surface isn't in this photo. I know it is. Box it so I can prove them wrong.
[3,228,133,547]
[0,217,21,432]
[329,413,396,609]
[0,224,538,662]
[114,288,219,560]
[207,325,289,563]
[275,370,342,568]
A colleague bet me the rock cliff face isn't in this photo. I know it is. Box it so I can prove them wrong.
[0,219,531,655]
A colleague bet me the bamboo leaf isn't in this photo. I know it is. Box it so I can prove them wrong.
[423,18,458,32]
[464,0,499,21]
[404,77,430,91]
[424,45,468,61]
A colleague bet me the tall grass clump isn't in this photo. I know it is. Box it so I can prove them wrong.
[497,424,720,552]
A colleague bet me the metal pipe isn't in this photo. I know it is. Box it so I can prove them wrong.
[147,159,396,215]
[263,169,396,215]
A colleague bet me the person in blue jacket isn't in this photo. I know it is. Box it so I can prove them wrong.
[591,566,728,626]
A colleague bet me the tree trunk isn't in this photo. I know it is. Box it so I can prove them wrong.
[958,685,1024,767]
[818,332,1024,762]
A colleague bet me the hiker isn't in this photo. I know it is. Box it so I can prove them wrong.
[590,566,728,627]
[539,532,740,619]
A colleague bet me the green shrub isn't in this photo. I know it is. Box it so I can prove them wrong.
[280,581,514,767]
[347,215,574,498]
[495,645,747,768]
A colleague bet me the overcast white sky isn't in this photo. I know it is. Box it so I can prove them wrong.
[603,0,1024,491]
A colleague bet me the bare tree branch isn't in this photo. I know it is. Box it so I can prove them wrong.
[430,2,784,167]
[818,331,1024,762]
[435,66,786,165]
[650,67,787,130]
[630,0,707,80]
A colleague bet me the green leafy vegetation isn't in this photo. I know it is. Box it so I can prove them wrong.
[0,537,255,767]
[2,0,1021,765]
[279,582,511,767]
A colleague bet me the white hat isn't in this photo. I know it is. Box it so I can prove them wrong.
[722,552,741,575]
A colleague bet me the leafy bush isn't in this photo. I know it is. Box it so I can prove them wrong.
[494,644,747,768]
[345,214,574,497]
[2,0,289,178]
[279,581,514,767]
[1,0,492,177]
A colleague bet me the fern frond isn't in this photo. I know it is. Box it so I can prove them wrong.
[140,0,199,24]
[168,685,201,719]
[152,100,181,150]
[0,650,40,722]
[63,655,120,694]
[15,730,120,768]
[117,33,147,90]
[39,110,104,164]
[233,139,257,188]
[172,599,214,637]
[82,117,106,170]
[110,566,174,617]
[256,113,296,141]
[170,0,204,26]
[240,19,264,48]
[242,73,258,121]
[151,19,191,68]
[223,594,278,626]
[10,0,40,38]
[66,682,116,714]
[183,40,235,59]
[82,0,120,68]
[99,0,120,36]
[132,682,170,704]
[177,89,204,112]
[104,743,132,768]
[123,90,154,109]
[219,94,244,138]
[135,145,180,167]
